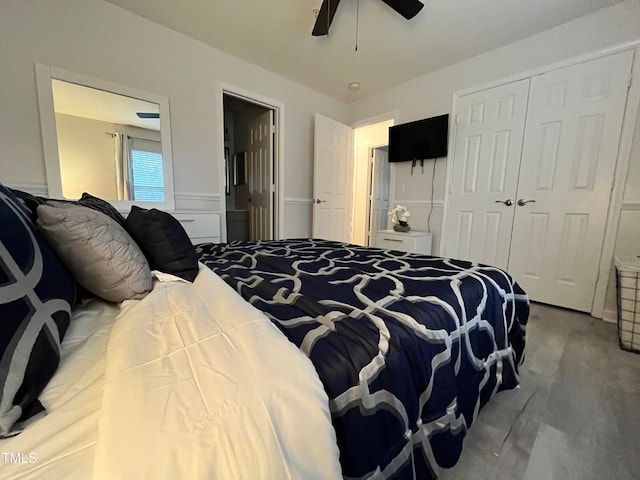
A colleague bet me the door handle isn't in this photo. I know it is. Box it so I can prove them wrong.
[495,199,514,206]
[517,199,536,206]
[315,199,327,204]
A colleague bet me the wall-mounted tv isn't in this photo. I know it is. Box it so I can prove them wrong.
[388,114,449,162]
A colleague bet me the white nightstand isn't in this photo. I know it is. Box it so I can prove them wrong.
[172,212,221,244]
[374,230,432,255]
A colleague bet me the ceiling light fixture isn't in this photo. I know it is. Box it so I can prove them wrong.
[349,82,361,91]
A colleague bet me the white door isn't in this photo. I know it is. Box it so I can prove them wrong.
[367,147,391,246]
[508,51,633,312]
[443,79,531,269]
[248,110,274,241]
[313,114,353,242]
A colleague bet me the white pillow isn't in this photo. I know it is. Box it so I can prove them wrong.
[37,202,152,302]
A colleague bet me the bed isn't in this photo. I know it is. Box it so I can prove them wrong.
[0,184,528,480]
[196,239,528,479]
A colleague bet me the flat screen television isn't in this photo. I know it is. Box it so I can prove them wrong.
[388,114,449,162]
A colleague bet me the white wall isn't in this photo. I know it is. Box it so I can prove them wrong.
[350,0,640,314]
[0,0,350,238]
[55,113,119,199]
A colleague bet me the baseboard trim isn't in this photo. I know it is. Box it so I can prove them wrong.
[395,199,445,207]
[174,192,221,201]
[602,308,618,324]
[285,197,313,205]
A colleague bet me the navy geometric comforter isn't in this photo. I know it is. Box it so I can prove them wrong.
[197,239,528,479]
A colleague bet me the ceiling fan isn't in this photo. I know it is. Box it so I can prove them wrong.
[312,0,424,36]
[136,112,159,119]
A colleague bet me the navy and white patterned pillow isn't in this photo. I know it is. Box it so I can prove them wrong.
[0,183,76,437]
[8,188,46,221]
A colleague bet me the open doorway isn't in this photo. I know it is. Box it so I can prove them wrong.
[351,119,394,246]
[223,93,277,242]
[367,147,391,246]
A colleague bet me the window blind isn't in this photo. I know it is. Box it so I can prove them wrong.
[129,138,164,202]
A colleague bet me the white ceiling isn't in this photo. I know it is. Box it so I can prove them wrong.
[52,79,161,131]
[104,0,624,102]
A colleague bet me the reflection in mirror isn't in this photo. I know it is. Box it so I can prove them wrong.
[35,64,174,210]
[53,80,163,201]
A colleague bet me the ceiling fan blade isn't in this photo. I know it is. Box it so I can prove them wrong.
[136,112,159,119]
[312,0,342,36]
[379,0,424,20]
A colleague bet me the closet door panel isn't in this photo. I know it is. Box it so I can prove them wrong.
[508,51,633,312]
[443,79,530,269]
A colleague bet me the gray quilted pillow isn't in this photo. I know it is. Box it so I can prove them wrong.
[36,202,152,302]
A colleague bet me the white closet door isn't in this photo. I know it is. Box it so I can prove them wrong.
[508,51,633,312]
[443,79,530,269]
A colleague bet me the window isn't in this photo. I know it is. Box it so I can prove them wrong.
[129,138,164,202]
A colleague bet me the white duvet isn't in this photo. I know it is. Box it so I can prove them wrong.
[1,267,341,479]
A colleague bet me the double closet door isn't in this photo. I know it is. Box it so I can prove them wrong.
[443,51,633,312]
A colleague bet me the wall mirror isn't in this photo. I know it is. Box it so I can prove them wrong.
[35,64,175,211]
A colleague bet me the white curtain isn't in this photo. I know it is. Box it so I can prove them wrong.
[114,133,132,200]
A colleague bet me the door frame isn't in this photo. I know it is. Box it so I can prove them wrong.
[442,41,640,318]
[217,82,285,241]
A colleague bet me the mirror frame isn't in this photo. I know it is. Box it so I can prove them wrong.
[34,63,175,211]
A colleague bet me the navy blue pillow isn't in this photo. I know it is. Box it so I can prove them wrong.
[125,206,199,282]
[77,192,126,228]
[0,184,76,436]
